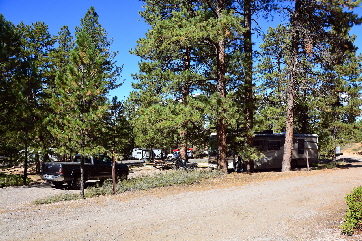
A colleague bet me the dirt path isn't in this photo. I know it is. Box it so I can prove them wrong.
[1,155,362,240]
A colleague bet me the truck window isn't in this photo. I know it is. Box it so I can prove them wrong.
[94,155,112,164]
[74,156,91,163]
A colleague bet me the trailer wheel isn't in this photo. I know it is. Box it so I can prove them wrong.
[97,179,104,187]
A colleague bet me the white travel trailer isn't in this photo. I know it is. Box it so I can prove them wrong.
[131,148,151,160]
[208,132,319,170]
[131,148,164,160]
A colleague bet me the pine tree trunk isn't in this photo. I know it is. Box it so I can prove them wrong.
[216,40,228,173]
[282,0,301,172]
[282,85,294,172]
[243,0,254,173]
[23,134,28,185]
[112,153,117,194]
[80,156,85,198]
[215,2,228,173]
[180,130,188,161]
[179,47,191,162]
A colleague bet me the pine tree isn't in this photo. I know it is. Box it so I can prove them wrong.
[132,0,248,172]
[0,14,23,161]
[46,7,121,195]
[15,21,55,183]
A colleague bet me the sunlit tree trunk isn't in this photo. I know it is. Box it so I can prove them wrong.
[243,0,254,172]
[282,0,300,172]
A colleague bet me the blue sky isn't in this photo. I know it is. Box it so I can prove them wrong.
[0,0,361,101]
[0,0,148,100]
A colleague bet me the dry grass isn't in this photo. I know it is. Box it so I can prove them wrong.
[342,143,362,155]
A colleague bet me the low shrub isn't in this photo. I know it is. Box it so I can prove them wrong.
[34,169,223,204]
[85,169,223,198]
[0,173,31,188]
[341,186,362,235]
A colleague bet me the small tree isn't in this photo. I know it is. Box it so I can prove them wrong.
[46,7,121,196]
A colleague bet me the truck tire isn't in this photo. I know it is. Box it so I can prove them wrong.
[118,171,128,181]
[68,176,82,189]
[53,181,64,188]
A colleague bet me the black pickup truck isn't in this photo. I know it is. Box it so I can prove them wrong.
[41,154,129,188]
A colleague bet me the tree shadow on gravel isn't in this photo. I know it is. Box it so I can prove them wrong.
[320,157,362,169]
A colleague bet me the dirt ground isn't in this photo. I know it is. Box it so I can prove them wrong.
[1,146,362,240]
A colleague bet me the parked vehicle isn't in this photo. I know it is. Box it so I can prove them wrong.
[208,131,319,170]
[169,148,194,159]
[41,154,129,188]
[130,148,164,160]
[173,157,198,170]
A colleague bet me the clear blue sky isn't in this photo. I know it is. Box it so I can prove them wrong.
[0,0,361,101]
[0,0,148,100]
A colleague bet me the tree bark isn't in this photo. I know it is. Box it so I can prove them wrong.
[216,40,227,172]
[215,1,228,173]
[80,156,85,198]
[282,0,301,172]
[180,47,191,162]
[282,82,295,172]
[243,0,254,173]
[112,152,117,194]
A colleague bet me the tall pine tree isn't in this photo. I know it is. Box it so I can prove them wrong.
[46,7,121,195]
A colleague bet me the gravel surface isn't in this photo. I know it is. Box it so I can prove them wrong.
[1,155,362,240]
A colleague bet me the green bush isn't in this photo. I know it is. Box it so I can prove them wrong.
[85,169,223,198]
[341,186,362,235]
[0,173,31,187]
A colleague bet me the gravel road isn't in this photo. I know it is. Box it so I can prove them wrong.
[1,155,362,241]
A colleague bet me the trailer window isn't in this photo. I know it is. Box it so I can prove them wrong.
[297,139,304,154]
[253,140,264,151]
[268,141,281,150]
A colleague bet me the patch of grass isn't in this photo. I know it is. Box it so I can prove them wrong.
[33,193,82,205]
[0,173,31,188]
[352,147,362,153]
[34,169,223,204]
[341,186,362,236]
